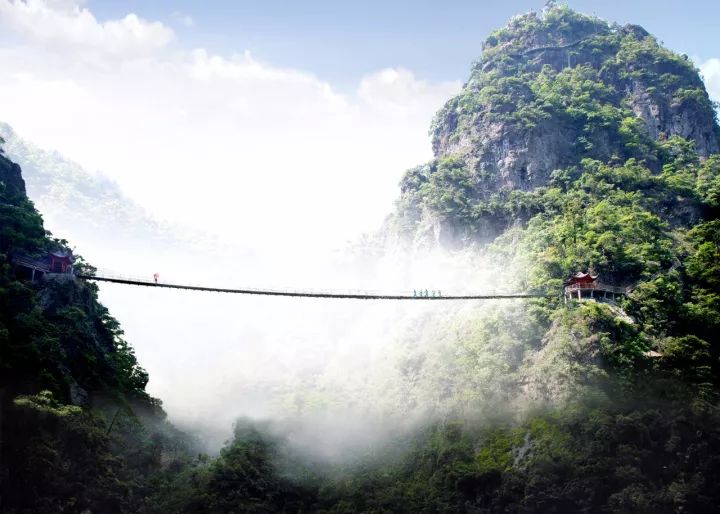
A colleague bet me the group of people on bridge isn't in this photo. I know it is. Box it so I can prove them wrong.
[414,289,441,298]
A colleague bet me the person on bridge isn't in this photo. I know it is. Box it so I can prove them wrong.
[153,272,159,284]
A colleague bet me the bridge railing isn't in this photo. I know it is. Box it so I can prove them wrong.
[79,269,551,299]
[564,282,628,295]
[13,256,50,272]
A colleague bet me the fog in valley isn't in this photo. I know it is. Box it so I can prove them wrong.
[0,0,543,459]
[93,243,524,455]
[2,88,531,458]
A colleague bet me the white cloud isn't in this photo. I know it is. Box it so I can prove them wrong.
[0,0,460,254]
[700,58,720,103]
[0,0,173,56]
[358,67,458,115]
[0,0,467,445]
[171,11,194,27]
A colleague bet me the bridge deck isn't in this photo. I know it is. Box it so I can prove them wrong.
[77,274,553,301]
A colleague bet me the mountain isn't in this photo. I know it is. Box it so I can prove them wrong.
[0,149,199,512]
[2,4,720,513]
[0,122,173,244]
[349,6,720,510]
[0,122,239,267]
[390,6,719,247]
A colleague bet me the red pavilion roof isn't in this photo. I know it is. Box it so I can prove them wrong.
[566,272,598,285]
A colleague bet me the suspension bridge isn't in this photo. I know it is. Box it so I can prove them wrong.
[74,272,553,301]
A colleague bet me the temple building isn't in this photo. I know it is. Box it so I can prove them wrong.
[48,251,74,273]
[13,249,75,281]
[564,271,624,303]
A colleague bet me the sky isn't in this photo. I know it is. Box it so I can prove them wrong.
[0,0,719,253]
[86,0,720,89]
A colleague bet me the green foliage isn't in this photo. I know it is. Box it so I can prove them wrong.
[0,121,178,246]
[516,159,683,289]
[14,389,83,416]
[0,198,47,254]
[271,400,720,513]
[0,152,179,512]
[475,427,524,474]
[685,220,720,289]
[696,155,720,208]
[3,390,128,513]
[420,157,477,220]
[382,6,720,509]
[677,221,720,344]
[481,5,607,64]
[4,5,720,512]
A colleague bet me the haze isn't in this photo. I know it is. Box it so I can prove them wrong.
[2,0,720,452]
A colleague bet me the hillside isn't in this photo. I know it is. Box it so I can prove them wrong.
[2,4,720,513]
[347,5,720,510]
[0,122,175,245]
[0,122,236,267]
[0,150,199,512]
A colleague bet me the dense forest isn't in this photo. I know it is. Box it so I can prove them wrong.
[2,4,720,513]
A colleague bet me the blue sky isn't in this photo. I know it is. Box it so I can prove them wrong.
[90,0,720,89]
[0,0,718,251]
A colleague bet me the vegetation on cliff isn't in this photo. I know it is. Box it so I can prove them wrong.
[0,153,199,513]
[392,4,718,247]
[2,4,720,513]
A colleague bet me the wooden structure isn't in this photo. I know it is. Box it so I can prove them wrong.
[13,250,74,281]
[49,251,73,273]
[564,271,626,303]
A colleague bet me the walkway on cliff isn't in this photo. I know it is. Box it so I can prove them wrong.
[481,29,610,72]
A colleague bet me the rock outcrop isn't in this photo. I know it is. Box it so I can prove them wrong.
[390,6,720,249]
[0,152,27,200]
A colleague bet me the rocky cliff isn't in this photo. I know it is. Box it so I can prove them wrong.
[1,150,196,513]
[0,148,27,201]
[390,5,720,248]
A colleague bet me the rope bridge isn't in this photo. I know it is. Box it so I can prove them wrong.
[76,272,553,301]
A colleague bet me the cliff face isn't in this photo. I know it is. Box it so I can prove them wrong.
[0,151,189,512]
[392,6,720,248]
[0,151,27,200]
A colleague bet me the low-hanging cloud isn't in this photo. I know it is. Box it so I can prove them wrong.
[1,0,491,456]
[0,0,461,256]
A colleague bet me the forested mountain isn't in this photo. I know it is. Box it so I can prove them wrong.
[388,6,719,248]
[0,148,200,512]
[321,6,720,511]
[0,122,228,262]
[2,4,720,513]
[0,122,174,245]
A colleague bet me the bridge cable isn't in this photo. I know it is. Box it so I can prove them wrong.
[77,274,554,301]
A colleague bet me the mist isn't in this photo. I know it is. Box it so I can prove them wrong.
[3,111,539,459]
[88,235,531,455]
[0,0,536,460]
